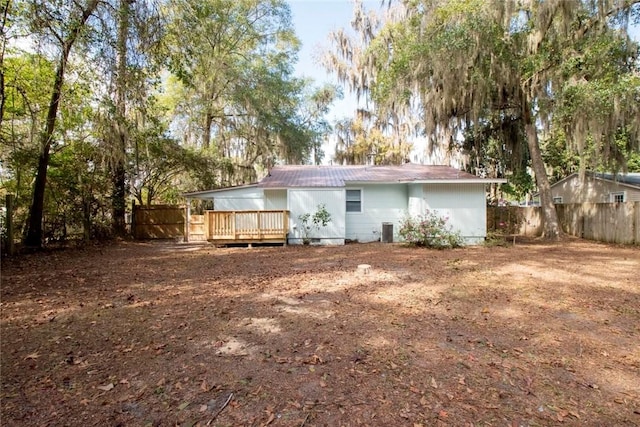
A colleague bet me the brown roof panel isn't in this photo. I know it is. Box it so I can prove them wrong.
[259,164,493,188]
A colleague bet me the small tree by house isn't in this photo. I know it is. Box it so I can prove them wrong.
[298,204,332,244]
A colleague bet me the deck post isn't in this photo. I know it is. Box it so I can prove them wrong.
[284,210,289,245]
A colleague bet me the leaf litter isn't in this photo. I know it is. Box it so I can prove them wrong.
[1,239,639,425]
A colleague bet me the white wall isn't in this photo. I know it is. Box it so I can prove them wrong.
[212,187,265,211]
[408,184,424,217]
[288,189,345,245]
[422,183,487,244]
[264,189,287,210]
[345,184,408,243]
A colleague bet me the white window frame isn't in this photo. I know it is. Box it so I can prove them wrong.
[610,192,626,203]
[346,188,363,213]
[553,196,563,204]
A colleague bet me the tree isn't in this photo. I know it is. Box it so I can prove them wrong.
[164,0,318,184]
[367,0,640,239]
[91,0,163,236]
[20,0,100,247]
[323,1,418,165]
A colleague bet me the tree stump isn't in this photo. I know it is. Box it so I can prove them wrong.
[357,264,371,275]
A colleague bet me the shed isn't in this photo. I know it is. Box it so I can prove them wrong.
[547,172,640,204]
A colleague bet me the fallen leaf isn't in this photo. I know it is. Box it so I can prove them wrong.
[199,404,207,412]
[431,377,438,389]
[178,401,189,410]
[24,352,39,360]
[438,410,448,418]
[97,383,114,392]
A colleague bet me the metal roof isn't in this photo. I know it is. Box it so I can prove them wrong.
[593,172,640,187]
[258,164,504,188]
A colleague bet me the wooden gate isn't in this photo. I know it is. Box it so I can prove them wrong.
[132,204,185,239]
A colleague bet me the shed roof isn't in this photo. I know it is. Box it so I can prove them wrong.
[549,172,640,191]
[593,172,640,187]
[259,164,504,188]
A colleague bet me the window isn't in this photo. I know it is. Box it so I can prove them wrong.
[610,192,625,203]
[346,189,362,212]
[553,197,563,204]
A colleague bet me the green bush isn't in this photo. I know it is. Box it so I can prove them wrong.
[398,211,464,249]
[298,204,332,244]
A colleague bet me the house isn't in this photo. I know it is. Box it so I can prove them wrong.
[183,164,506,245]
[548,172,640,204]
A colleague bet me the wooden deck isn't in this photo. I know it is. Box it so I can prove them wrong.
[198,210,289,244]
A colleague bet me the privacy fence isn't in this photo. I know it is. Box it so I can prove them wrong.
[131,204,185,240]
[488,202,640,245]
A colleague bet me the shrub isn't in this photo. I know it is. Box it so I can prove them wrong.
[298,204,332,244]
[398,210,464,249]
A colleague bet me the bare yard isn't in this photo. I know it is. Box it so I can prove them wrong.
[1,239,639,426]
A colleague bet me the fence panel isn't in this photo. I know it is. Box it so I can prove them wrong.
[133,205,185,239]
[488,202,638,245]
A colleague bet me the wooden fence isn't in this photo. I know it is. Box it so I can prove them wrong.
[132,204,185,239]
[488,202,640,245]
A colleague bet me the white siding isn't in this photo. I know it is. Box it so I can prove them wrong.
[345,184,408,242]
[288,189,345,245]
[422,183,487,244]
[408,184,424,217]
[265,189,287,210]
[212,187,264,211]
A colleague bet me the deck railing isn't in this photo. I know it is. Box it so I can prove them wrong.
[204,210,289,243]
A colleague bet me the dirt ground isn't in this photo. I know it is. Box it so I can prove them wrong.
[1,238,639,426]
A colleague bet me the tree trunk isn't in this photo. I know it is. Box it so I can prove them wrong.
[24,0,99,248]
[524,108,561,240]
[111,0,131,237]
[203,111,213,149]
[25,51,68,247]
